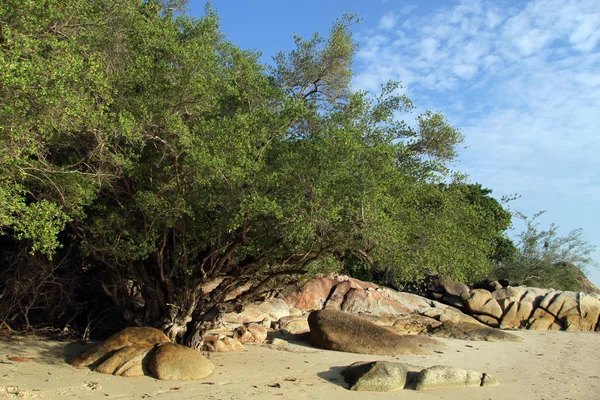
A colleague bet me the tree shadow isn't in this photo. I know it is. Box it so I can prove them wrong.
[0,335,97,366]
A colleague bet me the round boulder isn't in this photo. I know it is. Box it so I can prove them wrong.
[148,343,214,380]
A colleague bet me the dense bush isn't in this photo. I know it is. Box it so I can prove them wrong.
[0,0,530,343]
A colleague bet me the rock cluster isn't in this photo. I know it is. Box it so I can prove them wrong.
[428,279,600,331]
[70,327,214,380]
[340,361,498,392]
[266,275,521,342]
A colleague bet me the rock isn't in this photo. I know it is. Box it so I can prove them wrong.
[493,286,551,312]
[473,314,500,327]
[389,314,442,335]
[203,336,245,352]
[386,291,435,310]
[539,291,569,315]
[148,343,214,380]
[278,315,310,335]
[528,308,557,330]
[415,365,498,390]
[94,345,154,376]
[324,280,361,310]
[420,306,485,326]
[499,299,534,329]
[247,323,268,343]
[70,327,170,368]
[430,322,523,342]
[577,293,600,331]
[254,298,290,320]
[284,275,339,311]
[342,361,408,392]
[358,314,399,327]
[233,323,267,344]
[308,310,441,355]
[440,280,470,300]
[340,288,411,316]
[235,304,274,324]
[441,294,467,311]
[288,307,303,316]
[465,289,503,319]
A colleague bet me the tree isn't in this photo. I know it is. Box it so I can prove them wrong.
[495,211,597,291]
[1,0,513,345]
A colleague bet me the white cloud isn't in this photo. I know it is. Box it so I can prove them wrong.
[354,0,600,285]
[379,12,397,30]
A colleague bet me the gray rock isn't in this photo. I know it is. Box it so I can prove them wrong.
[415,365,498,390]
[342,361,408,392]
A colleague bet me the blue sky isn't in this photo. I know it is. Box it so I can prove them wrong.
[186,0,600,287]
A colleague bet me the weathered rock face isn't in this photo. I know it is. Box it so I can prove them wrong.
[285,275,405,316]
[307,310,441,355]
[427,278,600,332]
[342,361,408,392]
[414,365,499,390]
[70,327,214,380]
[272,274,557,340]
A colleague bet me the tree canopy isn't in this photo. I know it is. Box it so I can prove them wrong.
[494,211,597,291]
[0,0,559,343]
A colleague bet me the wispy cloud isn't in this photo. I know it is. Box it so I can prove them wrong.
[378,12,397,30]
[354,0,600,283]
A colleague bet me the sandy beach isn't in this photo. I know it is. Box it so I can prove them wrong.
[1,330,599,400]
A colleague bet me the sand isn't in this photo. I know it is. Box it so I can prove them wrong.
[1,330,599,400]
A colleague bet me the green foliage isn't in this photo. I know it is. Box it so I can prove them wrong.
[0,0,524,335]
[495,211,597,291]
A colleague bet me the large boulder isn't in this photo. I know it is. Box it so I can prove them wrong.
[148,343,214,380]
[71,327,215,380]
[342,361,408,392]
[415,365,499,390]
[70,327,170,368]
[465,289,503,319]
[307,310,440,355]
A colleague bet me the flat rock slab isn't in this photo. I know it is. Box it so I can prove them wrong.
[431,322,523,342]
[415,365,499,390]
[308,310,441,355]
[342,361,408,392]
